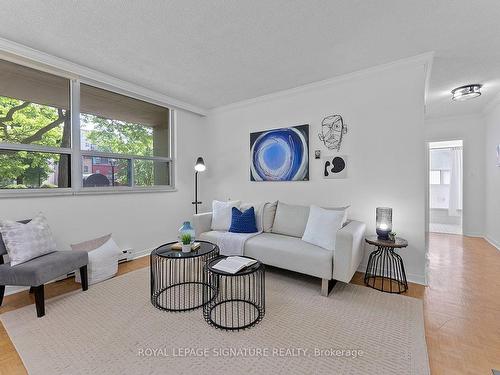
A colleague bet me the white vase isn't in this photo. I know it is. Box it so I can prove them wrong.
[181,244,191,253]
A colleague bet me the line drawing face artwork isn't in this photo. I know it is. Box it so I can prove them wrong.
[318,114,348,151]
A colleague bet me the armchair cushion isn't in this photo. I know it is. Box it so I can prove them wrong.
[0,250,88,286]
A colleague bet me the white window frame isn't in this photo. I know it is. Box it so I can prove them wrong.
[0,68,176,198]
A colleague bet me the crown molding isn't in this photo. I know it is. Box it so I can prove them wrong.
[211,52,434,114]
[0,37,208,116]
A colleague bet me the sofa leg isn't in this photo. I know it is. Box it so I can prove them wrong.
[321,279,337,297]
[80,265,88,291]
[0,285,4,306]
[33,285,45,318]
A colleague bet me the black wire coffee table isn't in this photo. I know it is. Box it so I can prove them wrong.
[150,240,219,312]
[203,256,265,331]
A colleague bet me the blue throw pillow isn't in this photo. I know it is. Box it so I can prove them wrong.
[229,207,258,233]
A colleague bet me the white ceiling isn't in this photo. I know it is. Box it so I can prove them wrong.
[0,0,499,118]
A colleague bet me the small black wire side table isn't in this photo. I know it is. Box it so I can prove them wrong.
[364,236,409,294]
[150,241,219,312]
[203,256,265,331]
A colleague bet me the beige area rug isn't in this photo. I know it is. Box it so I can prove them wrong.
[1,267,429,375]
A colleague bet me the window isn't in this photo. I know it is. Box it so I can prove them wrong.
[0,59,173,194]
[0,59,71,189]
[80,84,170,188]
[430,170,451,185]
[430,170,441,185]
[441,170,451,185]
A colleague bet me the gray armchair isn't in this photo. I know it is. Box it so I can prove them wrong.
[0,220,89,318]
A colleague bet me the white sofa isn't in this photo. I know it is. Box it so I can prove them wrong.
[193,202,366,296]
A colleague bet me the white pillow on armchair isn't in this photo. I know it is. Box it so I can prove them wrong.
[0,213,56,266]
[211,200,241,231]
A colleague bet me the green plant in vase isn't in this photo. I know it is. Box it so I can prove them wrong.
[181,233,192,253]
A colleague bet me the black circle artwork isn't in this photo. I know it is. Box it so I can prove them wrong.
[324,156,346,177]
[331,157,345,173]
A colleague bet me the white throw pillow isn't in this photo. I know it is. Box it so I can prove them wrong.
[325,205,350,227]
[72,235,122,285]
[0,213,57,266]
[211,200,241,231]
[301,205,345,251]
[240,201,265,232]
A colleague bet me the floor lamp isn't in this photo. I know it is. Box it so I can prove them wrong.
[193,157,206,214]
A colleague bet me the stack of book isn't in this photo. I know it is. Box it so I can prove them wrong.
[171,242,201,250]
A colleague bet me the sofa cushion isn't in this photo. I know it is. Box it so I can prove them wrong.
[244,233,332,279]
[262,201,278,232]
[272,202,310,238]
[0,250,88,286]
[199,231,224,244]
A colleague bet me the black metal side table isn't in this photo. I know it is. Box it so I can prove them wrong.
[364,236,408,294]
[150,240,219,312]
[203,256,265,331]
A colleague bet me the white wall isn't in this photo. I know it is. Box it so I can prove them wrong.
[1,109,208,293]
[484,103,500,248]
[205,61,428,284]
[424,115,485,236]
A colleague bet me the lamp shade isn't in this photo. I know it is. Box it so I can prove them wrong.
[194,157,206,172]
[376,207,392,240]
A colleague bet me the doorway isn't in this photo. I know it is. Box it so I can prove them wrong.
[428,140,463,235]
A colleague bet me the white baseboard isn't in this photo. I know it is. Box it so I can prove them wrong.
[463,232,484,238]
[131,248,153,260]
[485,236,500,251]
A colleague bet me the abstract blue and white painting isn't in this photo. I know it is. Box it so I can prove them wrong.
[250,125,309,181]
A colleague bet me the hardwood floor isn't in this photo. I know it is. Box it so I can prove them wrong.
[1,234,499,374]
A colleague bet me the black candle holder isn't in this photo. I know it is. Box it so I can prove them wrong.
[376,207,392,240]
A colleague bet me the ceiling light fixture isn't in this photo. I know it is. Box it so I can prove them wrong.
[451,84,482,101]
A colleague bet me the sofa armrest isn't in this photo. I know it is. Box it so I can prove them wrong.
[192,212,212,236]
[332,220,366,283]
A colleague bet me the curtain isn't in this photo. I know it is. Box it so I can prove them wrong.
[448,147,463,216]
